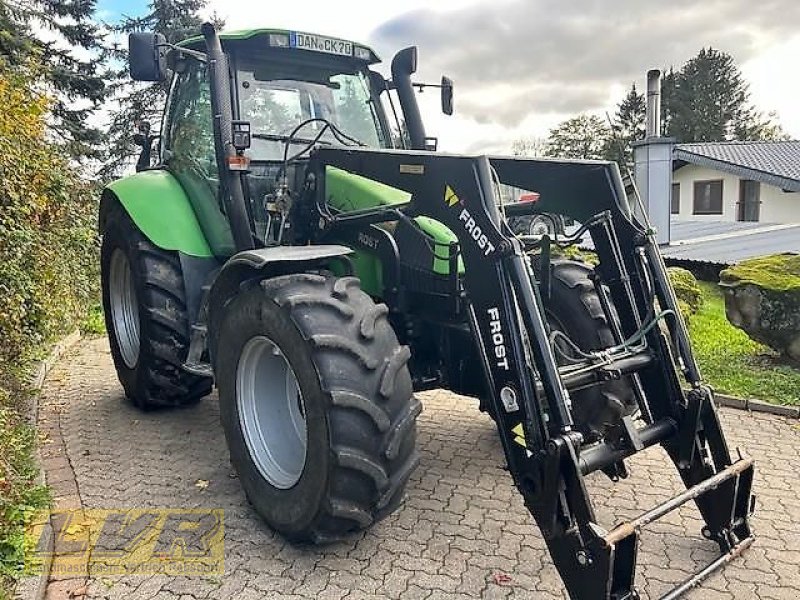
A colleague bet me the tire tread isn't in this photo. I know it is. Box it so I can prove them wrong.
[235,274,420,542]
[540,257,636,440]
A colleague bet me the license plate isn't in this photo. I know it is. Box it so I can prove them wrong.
[290,32,352,57]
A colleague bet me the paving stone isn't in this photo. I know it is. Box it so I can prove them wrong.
[38,337,800,599]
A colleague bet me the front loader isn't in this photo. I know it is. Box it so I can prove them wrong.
[99,23,755,599]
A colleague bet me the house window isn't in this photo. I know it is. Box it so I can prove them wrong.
[671,183,680,214]
[737,180,760,222]
[693,180,723,215]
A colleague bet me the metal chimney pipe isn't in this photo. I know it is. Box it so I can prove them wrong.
[646,69,661,138]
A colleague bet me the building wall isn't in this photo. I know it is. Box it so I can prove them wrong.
[762,185,800,222]
[671,164,799,223]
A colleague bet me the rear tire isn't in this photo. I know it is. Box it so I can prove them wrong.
[216,273,420,543]
[101,200,212,409]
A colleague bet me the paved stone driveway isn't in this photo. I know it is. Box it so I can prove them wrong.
[38,338,800,600]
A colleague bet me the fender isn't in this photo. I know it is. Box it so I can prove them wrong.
[205,245,354,366]
[100,170,214,258]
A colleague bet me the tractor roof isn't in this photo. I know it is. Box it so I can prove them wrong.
[178,28,381,64]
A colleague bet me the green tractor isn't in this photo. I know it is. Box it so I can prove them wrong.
[100,23,755,599]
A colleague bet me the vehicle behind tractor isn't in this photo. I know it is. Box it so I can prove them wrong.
[99,23,756,599]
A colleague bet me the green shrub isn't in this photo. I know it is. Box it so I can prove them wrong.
[0,63,97,593]
[0,67,99,371]
[554,245,599,266]
[81,304,106,335]
[668,267,703,318]
[0,394,50,589]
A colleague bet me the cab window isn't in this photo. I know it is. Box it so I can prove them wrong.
[165,59,216,176]
[236,58,387,160]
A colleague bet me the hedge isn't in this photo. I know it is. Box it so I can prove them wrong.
[0,63,99,593]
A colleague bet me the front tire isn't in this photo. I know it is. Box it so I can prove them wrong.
[101,200,212,409]
[216,273,420,543]
[538,258,637,441]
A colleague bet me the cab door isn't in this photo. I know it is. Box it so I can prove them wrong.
[163,57,235,257]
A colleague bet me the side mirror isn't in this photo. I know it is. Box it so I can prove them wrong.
[129,32,167,82]
[133,121,151,147]
[133,121,155,172]
[441,76,454,115]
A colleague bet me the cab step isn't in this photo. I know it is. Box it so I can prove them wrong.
[183,323,213,378]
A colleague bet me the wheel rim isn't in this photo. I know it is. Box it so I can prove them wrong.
[529,216,551,237]
[109,248,140,369]
[236,336,308,489]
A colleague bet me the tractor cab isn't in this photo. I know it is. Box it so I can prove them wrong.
[132,28,453,258]
[177,30,395,160]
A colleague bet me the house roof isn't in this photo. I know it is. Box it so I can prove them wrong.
[578,219,800,265]
[674,140,800,192]
[661,220,800,264]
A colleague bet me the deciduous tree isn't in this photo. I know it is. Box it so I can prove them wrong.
[544,114,610,160]
[510,137,547,157]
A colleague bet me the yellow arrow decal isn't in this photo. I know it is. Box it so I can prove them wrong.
[444,184,460,207]
[512,423,526,448]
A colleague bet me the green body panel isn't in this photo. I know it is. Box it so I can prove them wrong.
[415,216,465,275]
[324,166,401,295]
[107,170,214,258]
[339,252,384,297]
[170,167,236,258]
[326,166,412,211]
[325,167,464,296]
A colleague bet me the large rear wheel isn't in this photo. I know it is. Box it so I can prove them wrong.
[216,273,421,543]
[101,200,212,409]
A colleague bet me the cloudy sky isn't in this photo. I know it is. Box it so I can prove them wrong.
[102,0,800,153]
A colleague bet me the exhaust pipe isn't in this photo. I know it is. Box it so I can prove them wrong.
[391,47,427,150]
[201,22,254,251]
[646,69,661,138]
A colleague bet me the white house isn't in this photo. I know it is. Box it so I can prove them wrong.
[671,141,800,223]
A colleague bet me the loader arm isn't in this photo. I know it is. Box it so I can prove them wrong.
[307,146,755,600]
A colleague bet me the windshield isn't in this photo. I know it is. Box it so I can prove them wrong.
[236,58,388,160]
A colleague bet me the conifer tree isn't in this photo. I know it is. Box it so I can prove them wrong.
[663,48,783,142]
[0,0,107,159]
[101,0,215,177]
[606,83,646,168]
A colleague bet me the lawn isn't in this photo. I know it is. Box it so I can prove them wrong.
[688,282,800,406]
